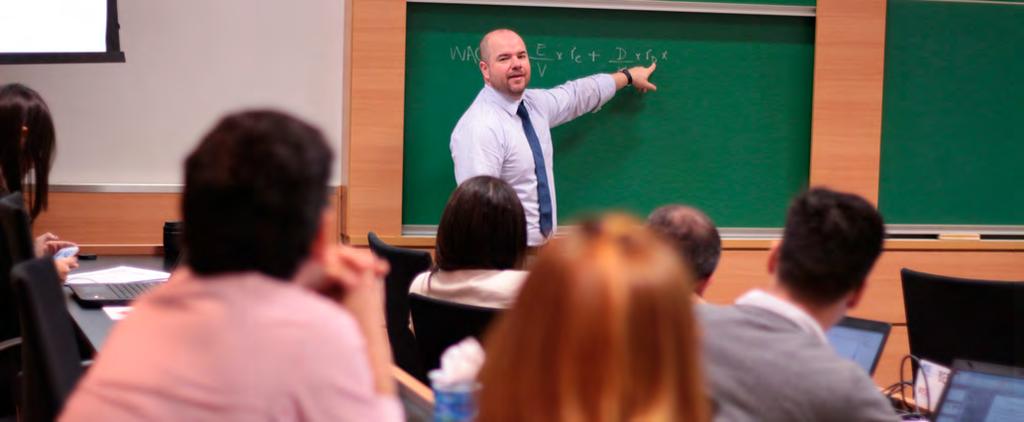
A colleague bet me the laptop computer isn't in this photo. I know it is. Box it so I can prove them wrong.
[932,359,1024,422]
[826,316,892,375]
[70,281,165,308]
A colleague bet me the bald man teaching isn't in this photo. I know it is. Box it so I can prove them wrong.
[451,28,657,246]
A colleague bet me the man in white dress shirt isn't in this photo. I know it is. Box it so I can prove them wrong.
[451,28,658,246]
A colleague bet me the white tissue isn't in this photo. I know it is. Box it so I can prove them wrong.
[429,337,485,388]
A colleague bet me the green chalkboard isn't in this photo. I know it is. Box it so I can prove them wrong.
[879,0,1024,226]
[403,3,815,228]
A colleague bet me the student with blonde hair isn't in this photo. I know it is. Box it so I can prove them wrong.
[477,214,709,422]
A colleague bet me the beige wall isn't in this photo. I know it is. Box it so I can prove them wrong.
[0,0,346,185]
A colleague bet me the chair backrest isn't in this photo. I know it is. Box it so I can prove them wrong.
[408,293,500,372]
[12,257,84,422]
[0,192,36,416]
[367,232,433,381]
[901,268,1024,368]
[0,192,35,342]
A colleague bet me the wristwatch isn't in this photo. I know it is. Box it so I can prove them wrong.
[620,68,633,86]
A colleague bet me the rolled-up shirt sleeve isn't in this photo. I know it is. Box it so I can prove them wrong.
[536,73,617,128]
[451,120,504,184]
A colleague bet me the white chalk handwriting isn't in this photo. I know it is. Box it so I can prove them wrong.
[447,43,668,77]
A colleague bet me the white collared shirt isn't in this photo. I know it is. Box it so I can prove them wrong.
[450,74,616,246]
[408,269,527,309]
[735,288,828,344]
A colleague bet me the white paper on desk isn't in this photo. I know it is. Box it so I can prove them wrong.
[65,266,170,285]
[102,306,133,321]
[914,359,951,411]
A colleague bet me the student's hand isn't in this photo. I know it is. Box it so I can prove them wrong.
[320,244,389,314]
[54,256,79,281]
[628,62,658,93]
[319,244,395,395]
[34,232,76,257]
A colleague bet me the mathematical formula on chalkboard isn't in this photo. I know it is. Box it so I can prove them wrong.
[448,43,668,77]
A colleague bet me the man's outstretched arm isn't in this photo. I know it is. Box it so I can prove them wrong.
[540,62,659,128]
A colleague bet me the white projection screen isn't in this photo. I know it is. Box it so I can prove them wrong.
[0,0,124,63]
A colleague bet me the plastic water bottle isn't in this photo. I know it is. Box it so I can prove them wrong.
[430,370,478,422]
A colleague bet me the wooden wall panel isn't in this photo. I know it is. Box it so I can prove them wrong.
[34,193,180,250]
[875,325,910,389]
[809,0,887,202]
[703,249,772,304]
[695,245,1024,324]
[853,250,1024,323]
[345,0,407,241]
[363,234,1023,325]
[703,248,1021,389]
[33,188,344,255]
[705,251,1024,389]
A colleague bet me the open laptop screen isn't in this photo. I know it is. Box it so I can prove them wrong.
[825,316,891,375]
[934,360,1024,422]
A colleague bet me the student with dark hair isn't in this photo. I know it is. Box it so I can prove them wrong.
[0,83,77,278]
[409,175,527,308]
[698,187,897,421]
[62,110,402,421]
[647,204,721,298]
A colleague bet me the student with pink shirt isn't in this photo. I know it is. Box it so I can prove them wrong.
[61,111,402,421]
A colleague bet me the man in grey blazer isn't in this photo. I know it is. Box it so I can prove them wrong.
[699,188,899,422]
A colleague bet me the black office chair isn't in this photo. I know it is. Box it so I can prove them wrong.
[0,192,35,341]
[12,257,85,422]
[408,293,500,372]
[901,268,1024,369]
[0,192,37,416]
[367,232,432,382]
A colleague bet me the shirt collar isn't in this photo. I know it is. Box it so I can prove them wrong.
[481,83,524,116]
[735,289,828,343]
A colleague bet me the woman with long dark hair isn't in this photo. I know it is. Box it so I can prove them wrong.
[0,83,78,278]
[408,175,527,308]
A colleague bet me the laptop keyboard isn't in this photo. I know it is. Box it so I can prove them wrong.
[110,282,163,300]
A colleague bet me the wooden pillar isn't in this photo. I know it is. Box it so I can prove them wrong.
[345,0,407,241]
[809,0,888,203]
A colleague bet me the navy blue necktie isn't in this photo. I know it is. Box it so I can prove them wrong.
[516,101,553,237]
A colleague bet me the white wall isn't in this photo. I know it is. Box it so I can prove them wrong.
[0,0,346,186]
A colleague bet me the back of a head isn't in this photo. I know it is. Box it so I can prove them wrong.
[777,187,885,306]
[478,214,708,422]
[647,205,721,290]
[435,175,526,271]
[182,110,332,280]
[0,83,55,219]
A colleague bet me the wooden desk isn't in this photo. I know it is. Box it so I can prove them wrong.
[64,256,434,421]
